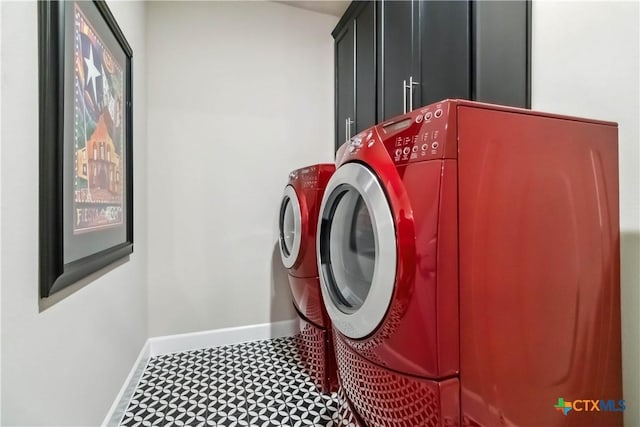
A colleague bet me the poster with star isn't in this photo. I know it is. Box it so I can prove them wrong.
[39,0,133,297]
[73,2,124,234]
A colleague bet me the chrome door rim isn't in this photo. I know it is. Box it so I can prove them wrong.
[317,162,397,339]
[279,185,302,268]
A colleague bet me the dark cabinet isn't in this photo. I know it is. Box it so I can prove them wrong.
[472,1,531,107]
[418,1,471,107]
[333,0,531,149]
[335,21,354,149]
[378,1,415,121]
[333,1,376,151]
[354,2,376,135]
[378,1,470,121]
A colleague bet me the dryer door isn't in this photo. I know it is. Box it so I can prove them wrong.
[279,185,302,268]
[317,162,397,339]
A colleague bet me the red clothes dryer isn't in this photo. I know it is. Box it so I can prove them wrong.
[317,100,622,426]
[279,163,337,393]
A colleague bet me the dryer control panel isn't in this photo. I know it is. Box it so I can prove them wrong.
[288,164,335,191]
[291,165,319,190]
[377,100,458,164]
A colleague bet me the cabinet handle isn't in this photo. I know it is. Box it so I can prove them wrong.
[409,76,419,111]
[345,118,349,142]
[345,117,355,142]
[403,80,407,114]
[404,76,420,113]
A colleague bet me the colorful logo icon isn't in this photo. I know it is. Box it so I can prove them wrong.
[555,398,572,415]
[554,398,625,415]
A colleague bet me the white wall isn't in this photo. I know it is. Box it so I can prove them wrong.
[0,1,148,425]
[0,0,4,418]
[146,2,336,336]
[532,1,639,425]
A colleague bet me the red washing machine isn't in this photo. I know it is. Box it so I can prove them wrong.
[279,163,338,394]
[317,100,622,426]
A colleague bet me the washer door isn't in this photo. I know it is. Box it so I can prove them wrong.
[279,185,302,268]
[317,162,397,339]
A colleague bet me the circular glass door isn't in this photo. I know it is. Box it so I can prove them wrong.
[327,189,375,313]
[317,163,397,339]
[279,185,301,268]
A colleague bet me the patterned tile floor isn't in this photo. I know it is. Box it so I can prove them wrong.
[120,336,357,426]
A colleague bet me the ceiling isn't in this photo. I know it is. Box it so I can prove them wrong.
[276,1,350,17]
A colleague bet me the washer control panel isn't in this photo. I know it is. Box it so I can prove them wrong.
[299,165,320,189]
[289,165,320,190]
[288,164,335,192]
[379,101,455,165]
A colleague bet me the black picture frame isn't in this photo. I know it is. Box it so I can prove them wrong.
[39,0,133,298]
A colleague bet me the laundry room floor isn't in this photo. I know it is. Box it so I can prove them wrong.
[119,336,358,426]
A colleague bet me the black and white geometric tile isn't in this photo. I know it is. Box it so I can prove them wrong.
[119,336,358,427]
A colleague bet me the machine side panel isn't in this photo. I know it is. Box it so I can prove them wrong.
[458,106,622,426]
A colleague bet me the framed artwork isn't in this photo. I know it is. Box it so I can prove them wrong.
[39,0,133,298]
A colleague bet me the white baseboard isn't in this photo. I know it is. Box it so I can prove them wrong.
[102,340,151,427]
[149,319,299,356]
[101,319,298,426]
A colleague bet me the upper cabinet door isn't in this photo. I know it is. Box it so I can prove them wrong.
[354,1,376,134]
[418,1,470,107]
[472,1,531,108]
[378,0,417,121]
[334,1,377,151]
[335,21,355,149]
